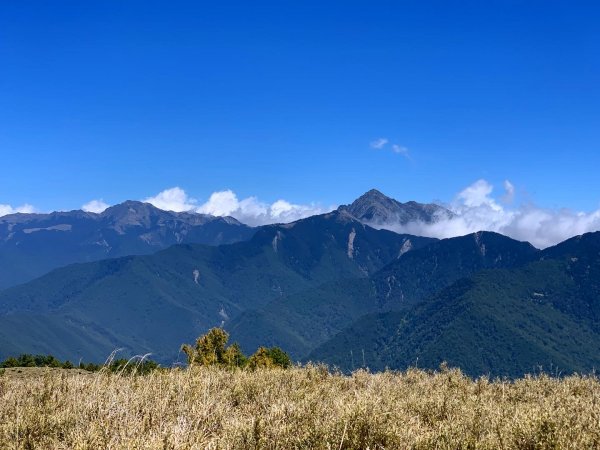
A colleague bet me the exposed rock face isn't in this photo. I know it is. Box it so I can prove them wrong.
[338,189,453,226]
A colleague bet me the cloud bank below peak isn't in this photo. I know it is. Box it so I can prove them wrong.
[142,182,600,248]
[375,179,600,249]
[6,181,600,249]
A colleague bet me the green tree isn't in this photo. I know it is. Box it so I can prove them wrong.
[83,362,101,372]
[182,328,291,370]
[106,358,159,375]
[182,328,248,368]
[223,343,248,368]
[35,355,61,367]
[18,354,36,367]
[182,327,229,366]
[0,356,18,368]
[267,347,292,369]
[248,347,292,370]
[248,347,275,369]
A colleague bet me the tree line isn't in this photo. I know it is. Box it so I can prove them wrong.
[1,327,291,373]
[0,353,159,374]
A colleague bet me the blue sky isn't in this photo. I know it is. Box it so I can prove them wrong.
[1,1,599,215]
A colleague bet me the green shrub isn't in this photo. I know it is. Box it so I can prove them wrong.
[248,347,292,370]
[80,362,101,372]
[266,347,292,369]
[223,343,248,368]
[182,328,291,370]
[107,358,159,375]
[0,356,18,368]
[248,347,275,369]
[182,328,247,368]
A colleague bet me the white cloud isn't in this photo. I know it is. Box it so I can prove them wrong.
[391,144,409,158]
[197,190,240,216]
[141,187,331,226]
[370,138,388,149]
[5,182,598,249]
[0,203,35,217]
[371,138,410,158]
[144,187,197,212]
[238,197,269,218]
[456,179,500,210]
[82,199,110,213]
[502,180,515,204]
[197,190,332,226]
[376,179,600,249]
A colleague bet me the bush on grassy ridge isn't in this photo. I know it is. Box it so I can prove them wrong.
[182,327,292,369]
[108,358,159,375]
[0,354,63,369]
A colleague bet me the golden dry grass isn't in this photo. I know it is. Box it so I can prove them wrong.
[1,365,599,449]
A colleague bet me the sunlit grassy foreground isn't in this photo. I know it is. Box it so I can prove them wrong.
[1,365,599,449]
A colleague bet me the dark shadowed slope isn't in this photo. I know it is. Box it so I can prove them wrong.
[309,232,600,377]
[229,231,538,358]
[369,231,539,307]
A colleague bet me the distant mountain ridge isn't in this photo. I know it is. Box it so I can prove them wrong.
[2,189,600,377]
[0,210,431,362]
[0,190,453,289]
[338,189,453,225]
[0,201,254,289]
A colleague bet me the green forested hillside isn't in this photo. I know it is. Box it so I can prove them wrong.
[309,232,600,377]
[0,211,428,363]
[370,231,538,307]
[229,231,538,358]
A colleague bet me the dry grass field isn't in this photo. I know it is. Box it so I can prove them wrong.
[1,365,599,449]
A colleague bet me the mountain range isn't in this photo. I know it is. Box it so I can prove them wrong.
[0,201,254,289]
[1,189,599,377]
[0,208,433,362]
[0,189,449,290]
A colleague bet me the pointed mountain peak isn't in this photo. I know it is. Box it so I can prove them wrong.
[360,188,389,199]
[339,189,453,225]
[351,189,399,207]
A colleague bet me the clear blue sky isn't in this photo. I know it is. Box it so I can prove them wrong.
[1,1,599,212]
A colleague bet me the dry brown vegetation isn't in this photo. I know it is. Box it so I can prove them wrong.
[1,365,599,449]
